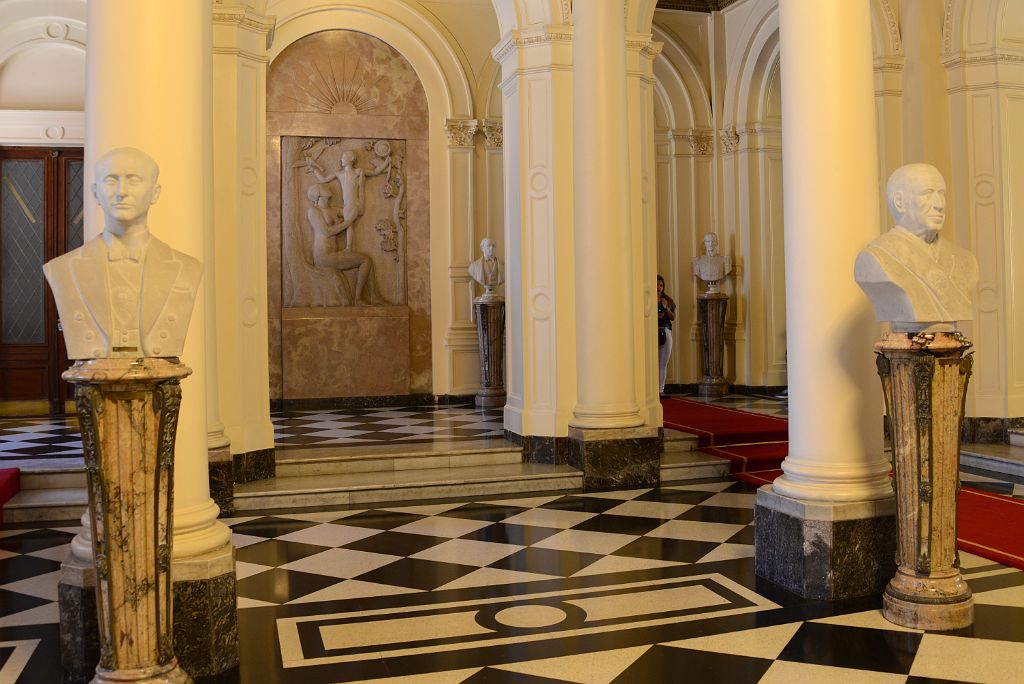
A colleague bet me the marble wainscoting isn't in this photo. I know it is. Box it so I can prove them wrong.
[283,306,430,399]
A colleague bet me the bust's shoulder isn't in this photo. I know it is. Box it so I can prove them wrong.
[149,236,202,282]
[44,236,105,273]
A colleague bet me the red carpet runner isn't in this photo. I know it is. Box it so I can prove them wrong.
[661,397,1024,571]
[661,397,788,473]
[0,468,20,527]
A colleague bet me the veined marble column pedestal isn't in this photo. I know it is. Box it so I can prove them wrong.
[474,295,506,408]
[698,293,729,397]
[568,426,660,491]
[63,357,192,684]
[876,332,974,630]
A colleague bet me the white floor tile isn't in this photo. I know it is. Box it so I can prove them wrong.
[603,500,693,520]
[281,547,402,579]
[275,523,383,547]
[501,508,596,530]
[760,660,905,683]
[648,519,747,543]
[661,621,802,659]
[533,529,638,555]
[411,538,523,567]
[391,516,493,539]
[910,633,1024,683]
[492,646,651,684]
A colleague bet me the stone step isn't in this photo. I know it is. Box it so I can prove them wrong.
[663,428,700,454]
[18,468,87,490]
[1009,429,1024,447]
[661,449,730,482]
[960,442,1024,479]
[233,462,583,511]
[274,440,523,478]
[4,487,87,524]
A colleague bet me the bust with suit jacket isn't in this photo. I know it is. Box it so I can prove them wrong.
[855,163,978,333]
[43,147,201,359]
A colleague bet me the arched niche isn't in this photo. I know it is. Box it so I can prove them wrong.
[268,0,476,400]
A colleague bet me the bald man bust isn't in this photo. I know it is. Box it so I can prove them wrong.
[43,147,201,359]
[855,163,978,333]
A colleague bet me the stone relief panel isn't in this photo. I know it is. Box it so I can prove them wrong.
[282,135,407,307]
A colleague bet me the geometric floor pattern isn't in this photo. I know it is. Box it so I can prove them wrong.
[2,479,1024,682]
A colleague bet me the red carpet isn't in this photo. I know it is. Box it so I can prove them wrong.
[661,397,788,473]
[0,468,20,527]
[732,469,1024,571]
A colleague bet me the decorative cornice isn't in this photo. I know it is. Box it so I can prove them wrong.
[482,119,503,149]
[874,57,905,72]
[493,25,574,64]
[212,6,275,34]
[943,50,1024,69]
[655,0,743,12]
[444,118,479,147]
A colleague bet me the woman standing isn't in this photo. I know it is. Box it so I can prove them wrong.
[657,275,677,395]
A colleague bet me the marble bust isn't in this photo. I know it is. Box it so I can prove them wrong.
[855,163,978,332]
[468,237,504,295]
[43,147,202,359]
[692,232,732,294]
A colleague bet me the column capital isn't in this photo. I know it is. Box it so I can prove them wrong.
[492,23,574,66]
[444,118,479,148]
[482,119,503,149]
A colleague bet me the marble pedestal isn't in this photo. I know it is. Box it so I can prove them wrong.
[698,293,729,397]
[63,358,191,683]
[755,486,897,600]
[474,295,506,408]
[568,426,660,491]
[876,332,974,630]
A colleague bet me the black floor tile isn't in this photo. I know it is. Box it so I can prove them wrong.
[676,505,755,525]
[612,536,720,564]
[341,530,450,557]
[633,489,717,505]
[439,503,528,522]
[0,587,52,618]
[612,645,771,684]
[354,557,478,591]
[463,668,572,683]
[0,529,75,554]
[489,547,603,577]
[0,555,61,584]
[461,523,562,546]
[540,496,624,514]
[571,514,666,536]
[334,510,428,530]
[777,621,922,674]
[234,539,332,567]
[725,525,756,545]
[938,603,1024,643]
[230,517,320,539]
[234,568,340,604]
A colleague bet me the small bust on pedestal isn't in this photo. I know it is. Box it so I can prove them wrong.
[43,147,201,359]
[469,236,504,299]
[469,237,506,408]
[855,163,979,632]
[691,232,732,295]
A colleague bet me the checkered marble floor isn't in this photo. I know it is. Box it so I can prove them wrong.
[272,406,506,449]
[676,391,789,418]
[3,479,1024,682]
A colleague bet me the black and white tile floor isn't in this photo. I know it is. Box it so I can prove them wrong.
[2,479,1024,682]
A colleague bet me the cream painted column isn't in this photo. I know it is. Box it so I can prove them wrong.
[772,0,891,502]
[571,1,642,429]
[443,118,483,395]
[212,4,276,465]
[626,36,663,426]
[84,0,238,674]
[492,25,578,451]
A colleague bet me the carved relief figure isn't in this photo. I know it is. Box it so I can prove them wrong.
[43,147,201,359]
[855,163,978,331]
[283,137,407,307]
[306,184,372,303]
[468,237,504,295]
[691,232,732,294]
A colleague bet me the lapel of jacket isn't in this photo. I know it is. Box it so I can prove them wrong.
[70,237,112,337]
[141,237,182,338]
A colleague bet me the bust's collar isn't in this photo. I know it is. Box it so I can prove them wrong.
[103,227,151,262]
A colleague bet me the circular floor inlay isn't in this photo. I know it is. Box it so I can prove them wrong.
[492,604,568,629]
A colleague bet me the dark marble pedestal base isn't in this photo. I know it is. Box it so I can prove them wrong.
[474,296,506,409]
[58,554,99,684]
[58,544,239,681]
[568,426,660,491]
[755,485,897,600]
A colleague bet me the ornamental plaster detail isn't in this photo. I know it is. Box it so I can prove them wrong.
[878,0,903,56]
[719,127,741,154]
[212,6,275,34]
[943,51,1024,69]
[493,25,574,63]
[942,0,955,57]
[683,133,714,156]
[444,118,479,147]
[482,119,503,149]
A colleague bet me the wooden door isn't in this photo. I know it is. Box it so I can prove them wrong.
[0,147,84,414]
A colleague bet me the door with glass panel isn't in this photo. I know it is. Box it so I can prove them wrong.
[0,147,84,414]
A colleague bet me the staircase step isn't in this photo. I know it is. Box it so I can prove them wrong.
[663,428,700,453]
[234,462,582,511]
[18,468,87,490]
[275,441,523,478]
[4,487,86,524]
[1009,429,1024,447]
[960,442,1024,479]
[660,449,730,482]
